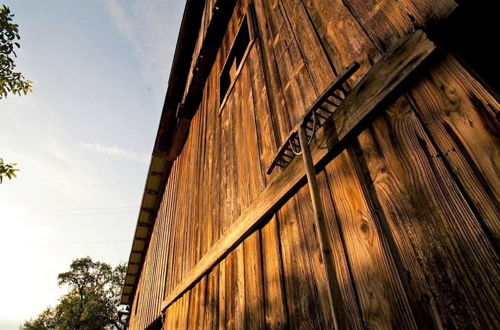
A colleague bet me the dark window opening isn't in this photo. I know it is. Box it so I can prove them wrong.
[220,17,252,105]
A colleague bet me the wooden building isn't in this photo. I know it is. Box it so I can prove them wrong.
[121,0,499,328]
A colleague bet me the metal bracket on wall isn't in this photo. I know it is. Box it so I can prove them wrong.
[266,62,360,175]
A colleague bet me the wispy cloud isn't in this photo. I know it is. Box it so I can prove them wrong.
[101,0,184,98]
[80,142,149,163]
[102,0,135,40]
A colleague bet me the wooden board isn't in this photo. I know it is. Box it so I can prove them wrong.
[128,2,500,329]
[407,54,500,244]
[160,30,436,311]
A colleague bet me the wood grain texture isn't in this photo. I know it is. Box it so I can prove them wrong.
[329,2,500,327]
[264,2,352,325]
[160,30,436,312]
[342,0,457,52]
[407,54,500,244]
[298,125,346,329]
[315,170,364,329]
[128,1,500,329]
[247,38,289,328]
[301,2,436,326]
[252,0,294,142]
[323,148,418,329]
[276,191,328,328]
[355,95,500,328]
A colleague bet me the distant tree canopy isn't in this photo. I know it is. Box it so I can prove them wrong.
[21,257,129,330]
[1,5,32,98]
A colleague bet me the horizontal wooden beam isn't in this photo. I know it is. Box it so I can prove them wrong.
[161,30,436,311]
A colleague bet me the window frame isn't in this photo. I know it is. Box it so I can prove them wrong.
[218,12,257,114]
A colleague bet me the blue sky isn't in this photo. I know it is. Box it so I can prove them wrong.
[0,1,184,328]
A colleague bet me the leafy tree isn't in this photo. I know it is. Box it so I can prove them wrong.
[1,5,31,182]
[20,308,56,329]
[0,157,18,183]
[1,5,32,98]
[22,257,129,330]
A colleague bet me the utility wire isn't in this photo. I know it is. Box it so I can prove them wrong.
[32,206,139,212]
[26,239,131,247]
[7,211,138,218]
[5,206,141,218]
[52,182,142,187]
[37,211,137,217]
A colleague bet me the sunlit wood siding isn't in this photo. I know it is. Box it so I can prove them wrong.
[127,0,499,329]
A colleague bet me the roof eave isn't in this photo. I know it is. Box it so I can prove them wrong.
[120,0,205,306]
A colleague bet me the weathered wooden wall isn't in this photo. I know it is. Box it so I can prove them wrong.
[129,0,499,329]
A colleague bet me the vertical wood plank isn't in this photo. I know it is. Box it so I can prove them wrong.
[407,54,500,244]
[323,150,418,329]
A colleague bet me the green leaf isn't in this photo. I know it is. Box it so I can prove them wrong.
[0,5,32,99]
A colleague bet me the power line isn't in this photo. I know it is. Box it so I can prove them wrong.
[8,211,137,218]
[38,211,137,217]
[26,239,131,247]
[82,182,142,186]
[32,206,139,212]
[6,206,141,218]
[54,182,143,187]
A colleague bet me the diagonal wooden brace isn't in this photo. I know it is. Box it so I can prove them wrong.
[160,30,436,314]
